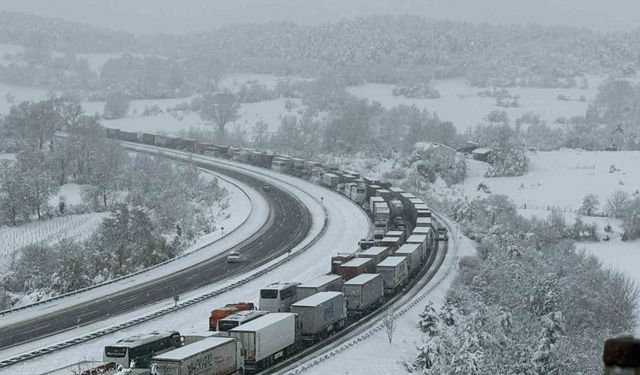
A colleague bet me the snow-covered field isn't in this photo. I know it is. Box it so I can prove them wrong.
[0,151,370,375]
[347,77,606,133]
[460,150,640,212]
[0,213,108,274]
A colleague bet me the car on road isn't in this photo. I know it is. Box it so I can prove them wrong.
[262,184,271,192]
[227,251,243,263]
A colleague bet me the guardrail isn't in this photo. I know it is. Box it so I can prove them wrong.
[0,163,254,318]
[0,191,330,369]
[280,210,460,375]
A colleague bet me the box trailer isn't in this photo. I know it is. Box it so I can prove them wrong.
[290,292,347,341]
[385,230,406,243]
[376,257,409,295]
[375,236,401,250]
[369,196,385,214]
[356,246,391,265]
[406,234,428,260]
[321,173,340,189]
[394,243,422,276]
[151,337,243,375]
[229,313,298,373]
[296,274,343,300]
[416,217,433,228]
[374,202,390,221]
[337,257,375,280]
[342,273,384,317]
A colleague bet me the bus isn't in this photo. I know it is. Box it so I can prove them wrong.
[217,310,269,331]
[259,282,300,312]
[103,331,181,369]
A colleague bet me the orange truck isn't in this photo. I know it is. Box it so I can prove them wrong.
[208,302,255,331]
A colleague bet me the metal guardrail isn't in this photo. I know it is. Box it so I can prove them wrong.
[0,162,254,318]
[279,211,460,375]
[0,147,348,369]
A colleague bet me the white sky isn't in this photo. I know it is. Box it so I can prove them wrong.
[2,0,639,35]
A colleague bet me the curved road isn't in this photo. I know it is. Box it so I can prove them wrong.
[0,157,312,349]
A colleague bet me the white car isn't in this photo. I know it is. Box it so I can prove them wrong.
[227,251,243,263]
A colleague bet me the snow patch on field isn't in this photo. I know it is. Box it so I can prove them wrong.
[347,77,604,133]
[461,150,640,212]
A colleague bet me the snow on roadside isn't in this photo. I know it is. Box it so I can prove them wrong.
[302,224,476,375]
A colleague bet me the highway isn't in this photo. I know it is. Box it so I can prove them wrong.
[0,156,312,349]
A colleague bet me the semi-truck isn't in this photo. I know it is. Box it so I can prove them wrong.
[228,313,299,373]
[376,256,409,295]
[151,337,243,375]
[290,292,347,341]
[393,243,423,276]
[337,257,375,280]
[342,273,384,317]
[296,274,343,300]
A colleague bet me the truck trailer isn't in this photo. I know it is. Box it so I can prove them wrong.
[356,246,391,265]
[342,273,384,317]
[393,243,423,276]
[337,257,375,280]
[229,313,299,373]
[151,337,243,375]
[296,274,343,300]
[376,256,409,295]
[290,292,347,342]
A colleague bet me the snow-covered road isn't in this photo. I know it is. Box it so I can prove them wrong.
[0,148,370,375]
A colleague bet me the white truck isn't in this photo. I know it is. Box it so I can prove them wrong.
[228,313,298,373]
[151,337,243,375]
[376,256,409,295]
[394,243,422,276]
[349,184,367,204]
[342,273,384,317]
[290,292,347,342]
[296,274,343,301]
[369,196,385,215]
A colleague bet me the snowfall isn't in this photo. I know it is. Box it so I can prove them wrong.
[2,66,640,374]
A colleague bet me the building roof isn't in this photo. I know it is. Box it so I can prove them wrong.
[292,291,342,307]
[153,337,234,361]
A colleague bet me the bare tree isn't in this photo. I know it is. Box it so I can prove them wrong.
[199,90,241,143]
[384,309,397,343]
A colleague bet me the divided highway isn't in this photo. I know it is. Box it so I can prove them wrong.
[0,154,312,350]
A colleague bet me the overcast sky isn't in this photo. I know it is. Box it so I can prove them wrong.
[2,0,639,35]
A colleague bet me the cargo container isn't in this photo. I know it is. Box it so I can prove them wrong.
[366,184,382,199]
[290,292,347,341]
[218,310,269,332]
[141,133,156,145]
[388,199,404,217]
[209,302,255,331]
[118,130,138,142]
[151,337,243,375]
[296,274,343,300]
[369,196,385,215]
[406,234,428,260]
[409,198,425,206]
[388,187,405,199]
[330,252,356,274]
[229,313,299,372]
[105,128,120,139]
[321,173,340,189]
[374,203,390,223]
[375,236,401,250]
[342,273,384,317]
[356,246,391,264]
[259,282,300,312]
[363,177,381,186]
[337,257,375,280]
[416,217,433,228]
[385,230,406,243]
[416,209,432,218]
[376,257,409,294]
[373,220,388,240]
[394,243,422,276]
